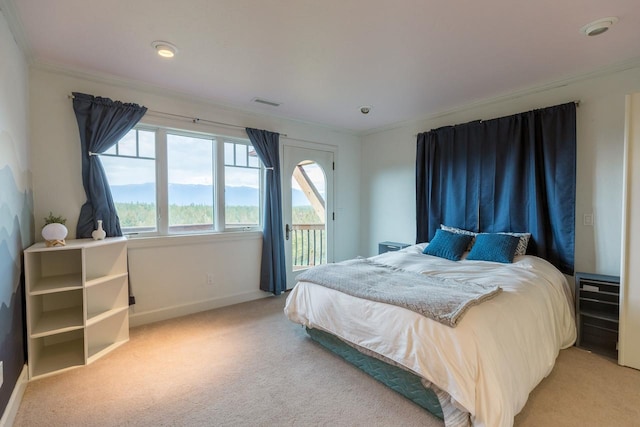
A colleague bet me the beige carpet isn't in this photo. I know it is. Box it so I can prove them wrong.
[13,296,640,426]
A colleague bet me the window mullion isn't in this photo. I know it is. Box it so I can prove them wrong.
[215,138,225,231]
[156,129,169,234]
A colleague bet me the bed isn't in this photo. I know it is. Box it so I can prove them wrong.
[284,241,576,427]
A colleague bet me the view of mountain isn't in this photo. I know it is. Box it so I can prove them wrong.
[110,184,313,206]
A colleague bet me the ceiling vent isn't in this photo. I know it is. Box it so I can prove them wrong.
[252,98,282,107]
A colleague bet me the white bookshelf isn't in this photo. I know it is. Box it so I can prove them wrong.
[24,237,129,379]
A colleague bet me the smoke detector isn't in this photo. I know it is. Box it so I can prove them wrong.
[580,17,618,36]
[359,105,372,115]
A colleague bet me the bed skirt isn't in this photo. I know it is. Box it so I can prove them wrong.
[305,327,444,420]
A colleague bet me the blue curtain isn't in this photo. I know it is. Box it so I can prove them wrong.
[416,102,576,274]
[72,92,147,238]
[246,128,287,295]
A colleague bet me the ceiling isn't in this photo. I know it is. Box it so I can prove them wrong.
[5,0,640,133]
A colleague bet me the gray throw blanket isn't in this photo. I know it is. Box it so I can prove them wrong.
[296,258,502,327]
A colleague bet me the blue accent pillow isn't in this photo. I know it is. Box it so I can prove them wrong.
[466,233,521,263]
[423,229,474,261]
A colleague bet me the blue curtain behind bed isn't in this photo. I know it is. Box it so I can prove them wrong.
[416,102,576,274]
[246,128,287,295]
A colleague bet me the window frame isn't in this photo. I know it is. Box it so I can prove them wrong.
[101,124,264,237]
[223,139,264,231]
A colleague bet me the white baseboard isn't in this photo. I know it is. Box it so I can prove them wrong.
[0,364,28,427]
[129,290,269,327]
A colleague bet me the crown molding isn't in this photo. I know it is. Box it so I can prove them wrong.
[363,56,640,136]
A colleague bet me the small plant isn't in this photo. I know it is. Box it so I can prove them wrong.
[43,212,67,227]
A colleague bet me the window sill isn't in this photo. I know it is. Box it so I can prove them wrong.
[125,230,263,249]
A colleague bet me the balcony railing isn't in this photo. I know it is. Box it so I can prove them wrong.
[292,224,326,270]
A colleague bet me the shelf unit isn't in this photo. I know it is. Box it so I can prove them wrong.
[24,237,129,379]
[575,272,620,360]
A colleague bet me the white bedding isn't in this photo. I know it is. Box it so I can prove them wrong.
[284,244,576,427]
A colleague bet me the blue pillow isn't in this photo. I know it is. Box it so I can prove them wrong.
[466,233,520,263]
[423,229,474,261]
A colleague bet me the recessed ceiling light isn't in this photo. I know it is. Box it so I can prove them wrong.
[359,105,372,115]
[152,41,178,58]
[580,17,618,37]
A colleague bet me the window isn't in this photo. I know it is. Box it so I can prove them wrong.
[101,127,263,236]
[167,133,214,233]
[224,141,261,229]
[102,129,157,233]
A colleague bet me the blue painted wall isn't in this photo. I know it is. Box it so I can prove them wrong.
[0,8,32,418]
[0,167,33,413]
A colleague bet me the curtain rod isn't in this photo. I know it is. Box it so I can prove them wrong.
[67,94,287,137]
[413,100,581,137]
[479,100,581,123]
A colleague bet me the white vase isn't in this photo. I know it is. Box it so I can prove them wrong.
[92,220,106,240]
[42,223,68,247]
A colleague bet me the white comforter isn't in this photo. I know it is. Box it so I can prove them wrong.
[284,244,576,427]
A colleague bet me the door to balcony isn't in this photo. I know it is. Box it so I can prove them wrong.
[282,145,334,289]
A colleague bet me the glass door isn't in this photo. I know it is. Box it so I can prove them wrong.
[282,146,334,289]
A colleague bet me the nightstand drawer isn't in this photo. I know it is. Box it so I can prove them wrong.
[378,241,410,254]
[581,319,618,359]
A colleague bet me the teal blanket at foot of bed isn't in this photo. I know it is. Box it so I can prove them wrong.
[305,327,444,420]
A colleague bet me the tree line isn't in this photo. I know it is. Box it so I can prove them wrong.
[116,203,323,227]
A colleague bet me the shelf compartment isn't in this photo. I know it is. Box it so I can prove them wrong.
[85,240,127,282]
[29,330,85,379]
[579,289,619,304]
[86,272,128,288]
[580,309,619,324]
[26,249,82,293]
[87,309,129,363]
[581,322,618,359]
[579,298,618,318]
[582,316,618,334]
[87,306,128,328]
[86,274,128,323]
[29,273,83,295]
[579,279,619,295]
[29,289,84,337]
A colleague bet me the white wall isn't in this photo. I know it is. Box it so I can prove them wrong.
[619,92,640,369]
[29,65,362,325]
[361,64,640,276]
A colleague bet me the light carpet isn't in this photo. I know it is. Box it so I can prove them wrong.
[13,296,640,426]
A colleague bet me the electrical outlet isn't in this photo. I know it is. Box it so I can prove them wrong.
[206,274,215,286]
[583,213,594,226]
[0,361,3,388]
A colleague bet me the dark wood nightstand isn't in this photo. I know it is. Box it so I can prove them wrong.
[378,241,410,254]
[575,272,620,359]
